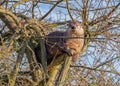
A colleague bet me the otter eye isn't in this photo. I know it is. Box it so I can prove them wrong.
[71,26,75,29]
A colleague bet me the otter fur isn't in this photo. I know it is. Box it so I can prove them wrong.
[34,21,84,65]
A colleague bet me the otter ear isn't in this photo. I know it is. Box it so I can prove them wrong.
[80,23,84,28]
[74,21,79,26]
[67,21,72,27]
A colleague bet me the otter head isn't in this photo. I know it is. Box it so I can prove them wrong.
[67,21,84,36]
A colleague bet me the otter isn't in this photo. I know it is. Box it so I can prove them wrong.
[34,21,84,65]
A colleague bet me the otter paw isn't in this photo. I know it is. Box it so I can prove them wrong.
[66,49,73,56]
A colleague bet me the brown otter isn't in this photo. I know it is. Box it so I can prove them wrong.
[34,21,84,65]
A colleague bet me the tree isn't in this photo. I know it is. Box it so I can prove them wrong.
[0,0,120,86]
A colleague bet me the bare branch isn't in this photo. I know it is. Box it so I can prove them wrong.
[39,0,63,21]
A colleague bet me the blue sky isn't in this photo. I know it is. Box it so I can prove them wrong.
[1,1,120,79]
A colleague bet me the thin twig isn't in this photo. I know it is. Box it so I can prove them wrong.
[39,0,63,21]
[66,0,74,21]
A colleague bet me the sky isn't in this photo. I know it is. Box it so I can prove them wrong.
[0,0,120,79]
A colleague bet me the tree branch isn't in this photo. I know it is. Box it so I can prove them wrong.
[9,41,26,86]
[89,2,120,26]
[0,6,20,30]
[66,0,74,21]
[39,0,63,21]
